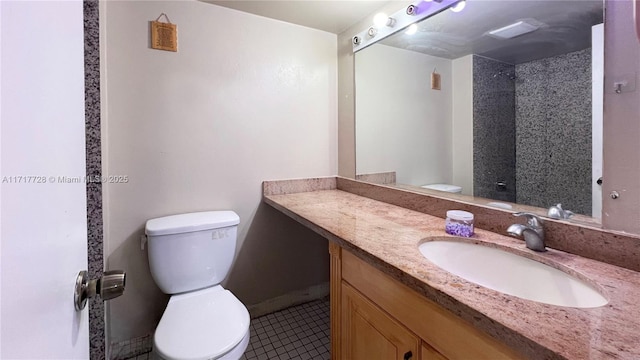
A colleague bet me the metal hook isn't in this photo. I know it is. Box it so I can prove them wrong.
[155,13,172,24]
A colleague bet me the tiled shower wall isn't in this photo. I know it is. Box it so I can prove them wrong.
[472,50,592,215]
[84,0,105,358]
[472,56,517,202]
[515,49,592,215]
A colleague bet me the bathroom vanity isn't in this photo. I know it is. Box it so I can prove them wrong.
[332,244,520,359]
[263,177,640,359]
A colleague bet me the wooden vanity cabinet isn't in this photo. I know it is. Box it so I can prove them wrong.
[329,243,523,360]
[421,343,448,360]
[341,281,420,360]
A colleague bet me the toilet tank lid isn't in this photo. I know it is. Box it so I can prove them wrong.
[145,211,239,236]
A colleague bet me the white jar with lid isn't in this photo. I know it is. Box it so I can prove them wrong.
[445,210,474,237]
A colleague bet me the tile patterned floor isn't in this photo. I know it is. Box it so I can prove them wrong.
[241,299,330,360]
[119,298,330,360]
[111,334,153,360]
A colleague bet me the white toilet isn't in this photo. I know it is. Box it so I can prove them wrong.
[420,183,463,193]
[145,211,250,360]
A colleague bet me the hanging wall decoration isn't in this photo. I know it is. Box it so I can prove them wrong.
[150,13,177,52]
[431,68,441,90]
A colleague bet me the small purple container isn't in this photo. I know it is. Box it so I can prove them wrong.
[445,210,474,237]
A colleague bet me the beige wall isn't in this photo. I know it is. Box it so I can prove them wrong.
[355,45,453,186]
[337,1,412,178]
[102,0,337,343]
[602,0,640,233]
[592,24,604,219]
[353,47,473,193]
[451,55,474,196]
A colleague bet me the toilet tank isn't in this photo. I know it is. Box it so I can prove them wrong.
[145,211,240,294]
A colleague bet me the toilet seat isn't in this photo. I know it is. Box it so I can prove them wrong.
[421,183,462,193]
[154,285,250,360]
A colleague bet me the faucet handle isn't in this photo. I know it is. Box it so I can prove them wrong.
[513,212,544,228]
[547,203,574,219]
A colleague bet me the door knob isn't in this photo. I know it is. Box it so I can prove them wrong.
[74,270,126,311]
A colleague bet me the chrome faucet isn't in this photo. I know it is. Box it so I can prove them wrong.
[507,212,546,252]
[547,203,574,220]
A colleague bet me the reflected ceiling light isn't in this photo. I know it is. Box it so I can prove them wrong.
[450,0,466,12]
[373,12,396,27]
[373,13,388,27]
[488,20,541,39]
[405,24,418,35]
[352,0,458,52]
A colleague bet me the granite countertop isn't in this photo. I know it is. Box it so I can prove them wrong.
[263,189,640,360]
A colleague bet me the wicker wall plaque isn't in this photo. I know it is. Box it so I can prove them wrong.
[431,70,441,90]
[151,13,177,52]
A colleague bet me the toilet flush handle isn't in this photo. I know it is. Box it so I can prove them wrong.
[74,270,126,311]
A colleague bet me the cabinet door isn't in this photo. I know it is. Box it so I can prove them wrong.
[341,250,523,359]
[421,343,448,360]
[342,282,420,360]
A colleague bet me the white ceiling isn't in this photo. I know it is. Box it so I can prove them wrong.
[203,0,395,34]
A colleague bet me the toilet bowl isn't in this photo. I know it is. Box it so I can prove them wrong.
[145,211,249,360]
[153,286,249,360]
[421,183,462,193]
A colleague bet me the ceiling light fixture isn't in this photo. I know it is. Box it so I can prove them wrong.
[450,0,466,13]
[488,20,540,39]
[352,0,459,52]
[373,12,396,27]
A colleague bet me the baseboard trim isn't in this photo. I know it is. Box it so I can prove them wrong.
[247,282,330,319]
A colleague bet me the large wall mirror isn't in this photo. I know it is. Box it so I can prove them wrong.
[355,0,604,221]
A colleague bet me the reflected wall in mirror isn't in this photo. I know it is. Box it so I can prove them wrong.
[355,0,603,218]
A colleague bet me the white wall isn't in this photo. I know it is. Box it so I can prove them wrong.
[451,55,474,196]
[337,1,413,178]
[102,0,337,343]
[592,23,604,219]
[602,0,640,233]
[355,45,452,186]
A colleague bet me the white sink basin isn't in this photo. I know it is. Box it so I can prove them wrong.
[419,240,608,308]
